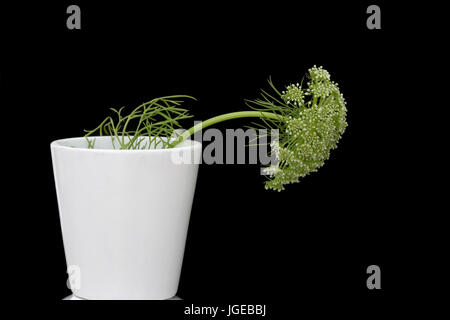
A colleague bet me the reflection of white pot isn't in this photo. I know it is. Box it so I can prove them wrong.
[51,137,201,300]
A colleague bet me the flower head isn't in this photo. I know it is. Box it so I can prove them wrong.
[281,83,304,106]
[250,66,347,191]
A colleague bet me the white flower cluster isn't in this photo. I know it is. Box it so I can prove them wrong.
[309,65,330,81]
[263,67,347,191]
[305,65,339,98]
[306,80,339,98]
[262,164,281,175]
[281,83,304,106]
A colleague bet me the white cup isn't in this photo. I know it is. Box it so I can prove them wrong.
[51,137,201,299]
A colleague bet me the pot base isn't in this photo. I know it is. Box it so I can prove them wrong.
[63,294,182,300]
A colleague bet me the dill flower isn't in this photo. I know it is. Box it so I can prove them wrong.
[254,66,348,191]
[170,66,347,191]
[282,83,304,106]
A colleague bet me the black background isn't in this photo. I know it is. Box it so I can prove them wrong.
[1,0,442,316]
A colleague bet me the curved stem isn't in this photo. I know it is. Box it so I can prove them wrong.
[170,111,282,148]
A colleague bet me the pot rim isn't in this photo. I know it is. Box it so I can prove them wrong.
[50,136,201,153]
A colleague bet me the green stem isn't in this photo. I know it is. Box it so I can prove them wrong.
[170,111,282,148]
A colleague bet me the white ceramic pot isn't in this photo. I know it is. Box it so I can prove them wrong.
[51,137,201,300]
